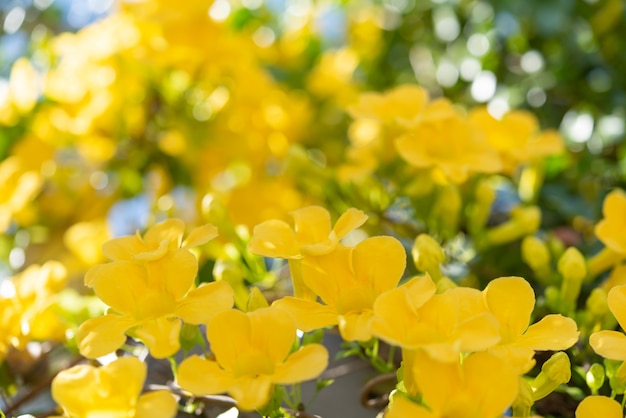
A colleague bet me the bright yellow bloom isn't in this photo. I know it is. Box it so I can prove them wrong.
[78,219,234,358]
[596,189,626,254]
[576,396,623,418]
[248,206,367,259]
[483,277,579,374]
[590,284,626,362]
[177,307,328,411]
[51,356,177,418]
[97,218,218,264]
[395,99,501,183]
[272,236,406,341]
[248,205,367,299]
[386,351,519,418]
[371,275,500,363]
[469,107,563,174]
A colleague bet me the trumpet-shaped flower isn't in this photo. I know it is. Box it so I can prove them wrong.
[177,307,328,411]
[248,205,367,259]
[51,356,177,418]
[596,189,626,254]
[78,219,234,359]
[386,351,519,418]
[590,284,626,362]
[395,99,501,184]
[576,396,623,418]
[248,205,367,299]
[99,218,218,264]
[483,277,579,374]
[371,275,501,363]
[272,236,406,341]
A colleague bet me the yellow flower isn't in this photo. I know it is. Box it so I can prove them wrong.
[248,206,367,299]
[395,99,501,183]
[371,275,500,363]
[51,356,177,418]
[177,307,328,411]
[576,396,623,418]
[590,284,626,362]
[272,236,406,341]
[78,219,234,358]
[98,218,218,264]
[0,156,42,232]
[468,107,563,174]
[596,189,626,254]
[483,277,579,374]
[249,206,367,259]
[386,351,519,418]
[348,84,429,124]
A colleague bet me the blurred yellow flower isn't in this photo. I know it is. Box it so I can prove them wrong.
[395,99,502,183]
[575,396,623,418]
[483,277,579,374]
[469,107,564,174]
[0,156,42,232]
[348,84,429,124]
[51,356,177,418]
[78,219,234,358]
[177,307,328,411]
[386,351,519,418]
[596,189,626,254]
[273,236,406,341]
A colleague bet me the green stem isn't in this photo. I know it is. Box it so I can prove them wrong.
[168,357,178,379]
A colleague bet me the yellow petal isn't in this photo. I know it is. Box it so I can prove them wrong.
[332,208,368,239]
[102,236,145,261]
[146,249,198,301]
[463,352,519,418]
[488,345,536,375]
[51,364,97,417]
[338,310,374,341]
[290,206,332,246]
[301,245,352,304]
[133,317,182,358]
[102,357,146,399]
[228,376,274,411]
[77,314,136,358]
[182,223,218,249]
[410,349,461,411]
[590,330,626,360]
[273,344,328,384]
[386,395,436,418]
[272,297,338,332]
[484,277,535,340]
[174,281,234,324]
[603,189,626,221]
[395,133,432,168]
[455,311,501,352]
[90,260,147,314]
[576,396,623,418]
[144,218,186,247]
[249,307,297,366]
[177,355,235,395]
[352,236,406,294]
[248,220,300,258]
[208,309,252,371]
[371,276,436,347]
[516,314,579,351]
[136,391,178,418]
[608,285,626,331]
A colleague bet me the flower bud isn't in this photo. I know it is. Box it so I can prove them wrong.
[412,234,444,281]
[586,363,605,394]
[531,352,571,401]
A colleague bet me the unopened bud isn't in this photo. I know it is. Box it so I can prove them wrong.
[412,234,444,281]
